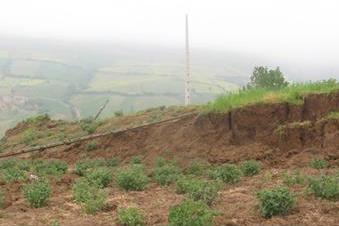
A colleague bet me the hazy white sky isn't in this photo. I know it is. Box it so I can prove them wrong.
[0,0,339,63]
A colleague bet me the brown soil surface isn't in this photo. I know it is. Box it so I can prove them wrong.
[0,92,338,226]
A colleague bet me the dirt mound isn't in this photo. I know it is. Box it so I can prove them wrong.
[34,92,339,169]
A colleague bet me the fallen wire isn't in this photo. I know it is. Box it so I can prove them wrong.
[0,112,197,159]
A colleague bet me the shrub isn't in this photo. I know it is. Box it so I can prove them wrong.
[116,165,149,191]
[256,187,295,218]
[168,200,215,226]
[72,179,107,214]
[23,129,38,145]
[153,161,181,186]
[33,159,68,177]
[49,219,60,226]
[82,189,107,214]
[176,177,220,205]
[0,158,17,169]
[309,159,328,169]
[75,158,107,176]
[282,170,305,186]
[210,164,242,184]
[80,118,99,134]
[130,156,142,165]
[308,175,339,201]
[25,114,50,124]
[85,167,112,188]
[23,180,51,208]
[117,207,145,226]
[73,179,93,203]
[240,160,260,176]
[185,160,210,176]
[105,157,119,167]
[85,141,97,152]
[1,167,27,182]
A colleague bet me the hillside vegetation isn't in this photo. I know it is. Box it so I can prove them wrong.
[206,79,339,112]
[0,80,338,226]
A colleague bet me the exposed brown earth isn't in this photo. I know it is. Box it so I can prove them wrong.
[0,92,338,226]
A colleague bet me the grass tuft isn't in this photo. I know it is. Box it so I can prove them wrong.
[206,79,339,113]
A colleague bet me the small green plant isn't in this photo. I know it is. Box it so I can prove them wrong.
[80,118,99,134]
[105,156,119,167]
[75,158,107,176]
[49,219,60,226]
[116,165,149,191]
[23,180,51,208]
[33,159,68,177]
[176,177,220,205]
[256,187,295,218]
[1,167,27,182]
[72,178,107,214]
[185,160,210,176]
[210,164,242,184]
[240,160,260,176]
[153,160,181,186]
[309,159,329,169]
[85,141,98,152]
[325,111,339,120]
[282,170,305,186]
[308,175,339,201]
[168,200,215,226]
[117,207,145,226]
[23,129,38,145]
[82,189,107,214]
[85,167,112,188]
[25,114,50,124]
[130,155,142,165]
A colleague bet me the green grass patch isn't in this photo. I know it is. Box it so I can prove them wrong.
[85,167,112,188]
[309,159,329,169]
[325,111,339,120]
[72,178,107,214]
[153,158,181,186]
[256,187,295,218]
[308,175,339,201]
[75,158,116,176]
[23,180,51,208]
[116,165,149,191]
[85,141,97,152]
[240,160,261,176]
[176,176,220,205]
[168,199,216,226]
[206,79,339,113]
[282,170,306,186]
[209,164,242,184]
[117,207,145,226]
[185,160,210,177]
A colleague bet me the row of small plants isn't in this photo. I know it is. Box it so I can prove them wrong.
[0,157,337,225]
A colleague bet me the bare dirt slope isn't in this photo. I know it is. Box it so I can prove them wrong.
[0,92,338,226]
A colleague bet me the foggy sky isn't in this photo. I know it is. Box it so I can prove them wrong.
[0,0,339,66]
